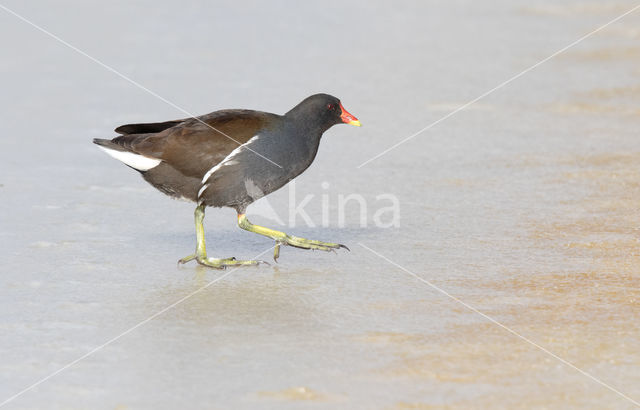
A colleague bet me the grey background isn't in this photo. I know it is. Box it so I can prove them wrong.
[1,1,639,409]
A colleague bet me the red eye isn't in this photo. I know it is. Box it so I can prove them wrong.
[327,103,335,110]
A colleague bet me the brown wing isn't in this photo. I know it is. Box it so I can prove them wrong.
[115,120,187,135]
[110,109,279,179]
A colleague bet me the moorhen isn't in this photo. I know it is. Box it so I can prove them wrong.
[94,93,360,268]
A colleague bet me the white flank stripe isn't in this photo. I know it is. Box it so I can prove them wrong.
[97,146,161,171]
[201,135,260,184]
[197,184,209,198]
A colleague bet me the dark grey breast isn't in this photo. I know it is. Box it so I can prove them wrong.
[198,120,324,211]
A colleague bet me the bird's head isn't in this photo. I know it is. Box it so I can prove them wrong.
[286,93,361,131]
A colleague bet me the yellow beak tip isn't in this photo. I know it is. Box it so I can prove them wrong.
[348,120,362,127]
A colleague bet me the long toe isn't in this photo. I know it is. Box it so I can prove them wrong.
[195,256,267,269]
[178,254,197,265]
[288,235,344,249]
[282,236,348,252]
[286,240,337,252]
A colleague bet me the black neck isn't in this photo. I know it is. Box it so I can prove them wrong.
[284,109,334,136]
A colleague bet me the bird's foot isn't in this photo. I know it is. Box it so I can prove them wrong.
[178,254,267,269]
[273,235,349,261]
[236,214,349,262]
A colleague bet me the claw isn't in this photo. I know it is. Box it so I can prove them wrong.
[339,244,350,252]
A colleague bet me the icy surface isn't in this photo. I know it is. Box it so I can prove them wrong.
[1,1,640,409]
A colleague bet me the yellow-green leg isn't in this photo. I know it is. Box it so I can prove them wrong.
[237,213,349,262]
[178,204,266,269]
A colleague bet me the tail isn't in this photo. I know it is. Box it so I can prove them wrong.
[93,138,161,172]
[93,138,128,151]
